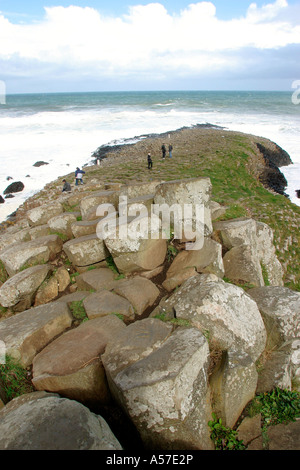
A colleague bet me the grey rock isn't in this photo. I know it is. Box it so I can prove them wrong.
[0,302,73,367]
[26,202,63,227]
[0,264,51,308]
[102,318,214,450]
[0,393,122,450]
[0,235,63,276]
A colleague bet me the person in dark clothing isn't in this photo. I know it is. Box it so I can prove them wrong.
[75,167,85,185]
[62,179,71,192]
[296,190,300,199]
[169,144,173,158]
[147,153,153,169]
[161,144,166,159]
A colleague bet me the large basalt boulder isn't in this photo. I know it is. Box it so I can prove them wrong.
[55,291,91,305]
[163,238,224,292]
[256,347,293,393]
[0,235,63,277]
[33,267,70,308]
[267,420,300,450]
[28,225,51,240]
[26,202,63,227]
[0,228,31,253]
[48,212,78,239]
[33,161,49,167]
[64,190,94,208]
[80,191,118,220]
[32,315,126,406]
[248,286,300,392]
[102,318,214,450]
[102,215,167,274]
[223,244,264,287]
[112,276,160,316]
[255,222,284,286]
[81,205,104,222]
[126,194,155,214]
[63,234,108,270]
[154,177,213,240]
[71,218,102,238]
[0,392,122,450]
[34,276,59,306]
[248,287,300,349]
[3,181,24,195]
[0,264,51,308]
[0,302,73,367]
[120,181,162,199]
[209,349,259,428]
[214,218,283,287]
[53,266,70,293]
[214,218,257,249]
[236,414,263,449]
[157,274,267,427]
[83,291,135,322]
[162,275,266,362]
[210,201,227,220]
[75,268,122,292]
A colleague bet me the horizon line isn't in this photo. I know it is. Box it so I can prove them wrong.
[5,89,293,96]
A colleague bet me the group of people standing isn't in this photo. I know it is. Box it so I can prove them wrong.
[62,143,175,190]
[62,167,86,192]
[161,143,173,159]
[147,143,173,169]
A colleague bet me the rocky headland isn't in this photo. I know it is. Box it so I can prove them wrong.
[0,126,299,451]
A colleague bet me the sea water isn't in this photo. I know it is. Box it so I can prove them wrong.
[0,90,299,222]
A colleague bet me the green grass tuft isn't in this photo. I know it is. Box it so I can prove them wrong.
[0,356,34,402]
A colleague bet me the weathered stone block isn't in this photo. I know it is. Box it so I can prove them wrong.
[0,302,73,367]
[83,291,135,321]
[113,277,160,315]
[0,235,63,276]
[48,212,78,239]
[102,319,214,450]
[27,202,63,227]
[0,393,122,450]
[63,234,108,269]
[0,264,50,308]
[32,315,126,406]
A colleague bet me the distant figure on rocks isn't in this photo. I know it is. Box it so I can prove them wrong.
[62,179,71,192]
[296,189,300,199]
[75,167,85,185]
[147,153,153,169]
[169,144,173,158]
[161,144,166,159]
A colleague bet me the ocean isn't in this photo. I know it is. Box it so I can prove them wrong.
[0,90,299,222]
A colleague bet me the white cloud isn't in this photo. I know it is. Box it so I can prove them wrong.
[246,0,288,22]
[0,1,299,88]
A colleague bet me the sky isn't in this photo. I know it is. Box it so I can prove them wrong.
[0,0,300,93]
